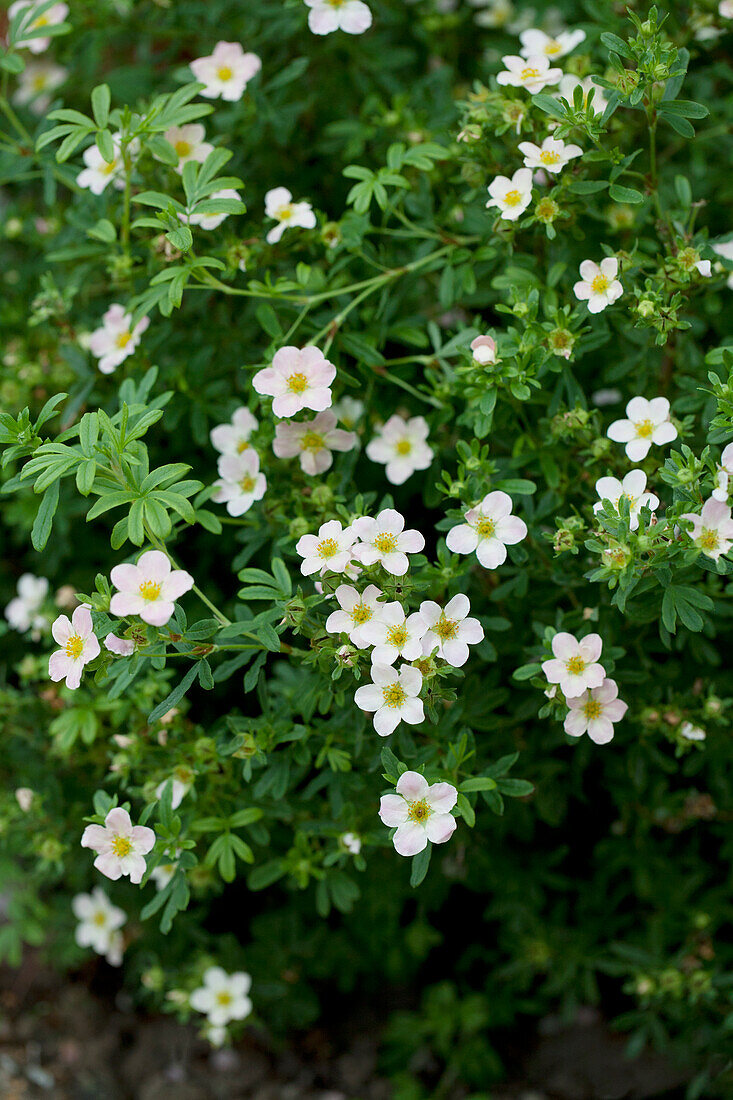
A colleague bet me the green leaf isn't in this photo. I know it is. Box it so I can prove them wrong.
[608,183,644,204]
[459,776,498,792]
[147,663,199,724]
[90,84,111,128]
[410,844,432,887]
[31,480,60,551]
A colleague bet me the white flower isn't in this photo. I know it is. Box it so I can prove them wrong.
[352,509,425,576]
[273,411,357,474]
[720,0,733,17]
[81,807,156,884]
[542,631,605,698]
[325,583,386,647]
[680,721,706,741]
[470,335,497,365]
[496,54,562,94]
[365,414,433,485]
[49,605,100,690]
[607,396,677,461]
[264,187,317,244]
[76,133,136,195]
[486,167,533,221]
[253,345,336,418]
[378,771,457,857]
[190,967,253,1027]
[557,74,608,115]
[573,257,623,314]
[419,594,484,668]
[15,788,34,812]
[331,395,364,429]
[519,27,586,58]
[564,678,628,744]
[446,491,527,569]
[210,407,258,457]
[711,239,733,261]
[110,549,194,627]
[712,442,733,502]
[8,1,68,53]
[212,451,267,517]
[354,663,424,736]
[296,520,357,576]
[182,188,243,231]
[87,303,149,375]
[305,0,373,35]
[593,470,659,531]
[517,136,583,173]
[361,603,428,665]
[161,123,213,171]
[340,832,362,854]
[155,777,190,811]
[592,388,622,407]
[13,60,66,113]
[679,497,733,561]
[104,633,135,656]
[5,573,49,633]
[72,887,126,957]
[189,42,261,101]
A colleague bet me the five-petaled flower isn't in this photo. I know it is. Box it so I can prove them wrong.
[253,345,336,418]
[5,573,49,634]
[365,414,433,485]
[563,678,628,744]
[190,42,261,101]
[519,27,586,59]
[264,187,317,244]
[679,497,733,560]
[518,136,583,173]
[378,771,457,857]
[77,133,138,194]
[160,123,213,171]
[210,407,259,457]
[325,583,386,647]
[496,54,562,93]
[87,303,149,375]
[110,550,194,627]
[486,167,533,221]
[72,887,126,961]
[13,60,66,113]
[81,807,156,884]
[361,603,428,666]
[593,470,659,531]
[49,605,100,689]
[304,0,373,36]
[296,520,357,576]
[573,258,623,314]
[607,396,677,461]
[542,631,606,698]
[446,491,527,569]
[212,451,267,516]
[273,411,356,474]
[354,663,424,736]
[419,594,484,667]
[352,509,425,576]
[190,967,253,1027]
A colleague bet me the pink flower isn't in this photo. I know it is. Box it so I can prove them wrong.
[378,771,457,857]
[81,807,155,884]
[273,411,356,474]
[365,414,433,485]
[110,550,194,627]
[252,345,336,418]
[542,632,605,698]
[564,678,627,744]
[352,509,425,576]
[470,335,497,365]
[104,633,135,656]
[48,605,100,689]
[679,497,733,560]
[189,42,261,101]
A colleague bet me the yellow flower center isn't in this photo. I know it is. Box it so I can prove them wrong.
[65,634,85,659]
[583,698,603,720]
[32,74,48,91]
[287,371,309,394]
[317,538,339,559]
[33,14,50,27]
[521,67,540,80]
[699,529,719,551]
[239,475,256,492]
[139,580,162,601]
[276,203,294,221]
[111,835,132,858]
[174,139,193,158]
[591,274,609,294]
[382,682,406,708]
[435,615,458,641]
[476,517,495,539]
[327,0,346,6]
[216,990,233,1006]
[236,439,250,453]
[407,798,431,822]
[565,655,586,675]
[374,533,398,553]
[301,430,324,451]
[387,624,408,648]
[102,158,119,175]
[544,40,562,55]
[115,330,132,348]
[217,66,233,81]
[503,189,523,206]
[351,603,372,624]
[540,150,561,165]
[635,419,654,438]
[93,911,108,926]
[395,439,412,455]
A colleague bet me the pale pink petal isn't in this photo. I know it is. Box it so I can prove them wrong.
[425,813,456,845]
[427,782,457,814]
[393,822,428,857]
[396,771,430,800]
[379,794,409,827]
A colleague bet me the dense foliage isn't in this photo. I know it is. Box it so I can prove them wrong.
[1,0,732,1094]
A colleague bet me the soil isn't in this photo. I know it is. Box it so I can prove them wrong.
[0,954,690,1100]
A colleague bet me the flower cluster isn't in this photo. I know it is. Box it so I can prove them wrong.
[543,632,628,744]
